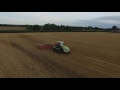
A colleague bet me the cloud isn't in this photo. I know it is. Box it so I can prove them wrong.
[0,12,64,25]
[0,12,120,28]
[75,15,120,28]
[0,16,28,24]
[96,16,120,21]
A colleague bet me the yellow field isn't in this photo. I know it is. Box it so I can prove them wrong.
[0,32,120,78]
[0,27,26,30]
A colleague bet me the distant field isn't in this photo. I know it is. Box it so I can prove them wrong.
[0,32,120,78]
[0,26,26,30]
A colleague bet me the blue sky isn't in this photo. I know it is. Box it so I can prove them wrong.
[0,12,120,28]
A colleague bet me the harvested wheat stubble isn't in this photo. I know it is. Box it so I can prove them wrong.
[0,32,120,78]
[0,27,26,30]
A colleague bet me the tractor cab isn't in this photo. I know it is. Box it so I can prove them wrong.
[56,41,64,47]
[53,41,70,54]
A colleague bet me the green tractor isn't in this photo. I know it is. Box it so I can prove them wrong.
[53,41,70,54]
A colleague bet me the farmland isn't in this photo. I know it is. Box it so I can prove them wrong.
[0,32,120,78]
[0,26,26,30]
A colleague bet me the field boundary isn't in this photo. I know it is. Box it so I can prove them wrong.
[0,30,109,33]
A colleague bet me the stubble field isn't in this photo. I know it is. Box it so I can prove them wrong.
[0,32,120,78]
[0,27,26,30]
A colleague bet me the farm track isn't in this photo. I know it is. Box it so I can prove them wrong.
[0,32,120,78]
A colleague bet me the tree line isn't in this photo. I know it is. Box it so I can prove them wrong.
[0,23,118,32]
[0,24,27,27]
[26,23,112,32]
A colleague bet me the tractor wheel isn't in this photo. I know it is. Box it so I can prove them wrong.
[53,48,56,52]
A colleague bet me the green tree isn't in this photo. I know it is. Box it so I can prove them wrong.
[94,27,99,31]
[32,25,40,30]
[60,25,65,30]
[88,26,93,30]
[44,23,54,30]
[65,26,70,30]
[94,27,99,30]
[112,25,117,30]
[52,24,57,30]
[26,25,32,30]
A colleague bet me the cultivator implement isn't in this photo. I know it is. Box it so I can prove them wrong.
[37,43,57,50]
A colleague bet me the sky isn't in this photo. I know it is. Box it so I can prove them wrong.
[0,12,120,28]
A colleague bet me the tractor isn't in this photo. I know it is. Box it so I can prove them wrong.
[53,41,70,54]
[37,41,70,54]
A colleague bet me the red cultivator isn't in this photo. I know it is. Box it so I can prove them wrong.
[37,43,57,50]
